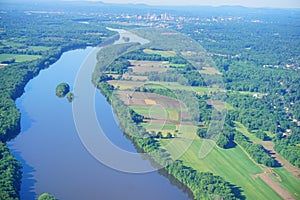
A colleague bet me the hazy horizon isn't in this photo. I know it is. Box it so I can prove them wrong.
[2,0,300,9]
[99,0,300,9]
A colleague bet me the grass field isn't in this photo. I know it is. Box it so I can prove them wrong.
[235,121,260,141]
[160,139,282,200]
[0,54,41,63]
[108,80,144,90]
[272,168,300,199]
[110,79,223,96]
[167,109,179,121]
[143,48,176,57]
[131,106,168,118]
[145,81,222,95]
[0,40,24,48]
[129,60,169,74]
[27,46,51,52]
[141,122,176,131]
[131,106,180,121]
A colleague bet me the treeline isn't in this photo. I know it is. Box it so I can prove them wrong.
[0,142,22,200]
[148,70,206,87]
[129,109,144,123]
[106,58,131,74]
[274,131,300,167]
[215,124,235,149]
[235,131,275,167]
[121,49,187,64]
[166,161,240,200]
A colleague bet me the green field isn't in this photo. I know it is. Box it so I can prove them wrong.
[0,54,42,63]
[167,109,179,121]
[272,168,300,199]
[160,139,282,200]
[141,122,176,131]
[143,48,176,57]
[131,106,181,121]
[0,40,25,48]
[235,121,260,141]
[131,106,168,118]
[145,81,222,94]
[27,46,51,52]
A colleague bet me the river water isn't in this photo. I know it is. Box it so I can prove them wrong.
[8,46,191,200]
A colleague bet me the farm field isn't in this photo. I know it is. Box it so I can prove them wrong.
[143,48,176,57]
[109,78,223,95]
[272,168,300,198]
[0,53,42,63]
[160,139,283,200]
[235,121,261,141]
[27,46,51,52]
[128,60,169,73]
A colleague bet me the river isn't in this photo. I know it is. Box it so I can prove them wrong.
[8,46,191,200]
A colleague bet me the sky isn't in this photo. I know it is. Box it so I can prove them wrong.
[98,0,300,8]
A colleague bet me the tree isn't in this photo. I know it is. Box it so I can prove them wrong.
[66,92,74,102]
[216,134,230,148]
[56,82,70,97]
[166,132,172,138]
[157,131,163,138]
[38,193,57,200]
[197,128,207,138]
[255,130,267,141]
[129,109,144,123]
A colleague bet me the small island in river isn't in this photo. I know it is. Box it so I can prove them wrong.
[56,82,70,97]
[56,82,73,102]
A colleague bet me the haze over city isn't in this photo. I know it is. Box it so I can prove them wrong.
[99,0,300,8]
